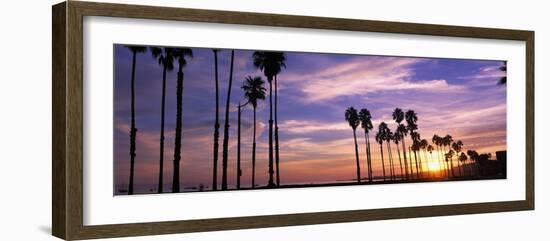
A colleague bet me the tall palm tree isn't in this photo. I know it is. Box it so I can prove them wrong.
[345,107,361,183]
[452,140,464,177]
[405,110,418,178]
[221,50,235,190]
[242,76,266,189]
[359,108,374,182]
[125,46,147,195]
[445,150,455,177]
[236,101,245,189]
[432,135,446,177]
[443,134,454,177]
[252,51,286,187]
[392,129,404,179]
[393,108,408,179]
[375,125,387,181]
[211,49,220,191]
[150,47,176,193]
[171,48,193,193]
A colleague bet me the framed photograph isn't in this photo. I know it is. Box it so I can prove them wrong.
[52,1,534,240]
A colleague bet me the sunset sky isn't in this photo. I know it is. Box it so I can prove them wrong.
[114,45,506,194]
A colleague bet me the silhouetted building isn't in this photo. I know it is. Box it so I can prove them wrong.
[478,150,506,178]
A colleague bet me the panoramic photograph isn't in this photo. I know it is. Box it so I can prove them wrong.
[113,44,507,195]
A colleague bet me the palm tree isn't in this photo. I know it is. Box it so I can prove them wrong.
[375,125,386,181]
[459,152,468,176]
[445,150,455,176]
[420,139,429,176]
[125,45,146,195]
[345,107,361,183]
[386,131,395,180]
[242,76,266,189]
[443,134,454,177]
[452,140,464,177]
[432,135,446,177]
[150,47,176,193]
[393,108,408,179]
[410,132,421,178]
[221,50,235,190]
[467,150,480,176]
[171,48,193,193]
[405,110,418,178]
[236,101,247,189]
[211,49,220,191]
[252,51,286,187]
[499,61,507,85]
[392,129,404,179]
[359,108,374,182]
[427,144,435,176]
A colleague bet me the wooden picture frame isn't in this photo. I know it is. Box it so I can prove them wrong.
[52,1,534,240]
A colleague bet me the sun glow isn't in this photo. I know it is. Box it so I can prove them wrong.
[427,161,442,172]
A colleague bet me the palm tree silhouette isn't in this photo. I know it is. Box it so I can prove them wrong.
[150,47,176,193]
[427,144,436,176]
[252,51,286,187]
[445,150,454,176]
[393,108,409,179]
[359,108,374,182]
[392,130,404,179]
[171,48,193,193]
[499,61,507,85]
[211,49,220,191]
[405,110,418,178]
[467,150,480,176]
[459,152,468,176]
[236,101,247,189]
[221,50,235,190]
[443,134,454,177]
[375,124,387,181]
[410,132,421,179]
[125,45,146,195]
[452,140,464,177]
[345,107,361,183]
[432,135,446,177]
[386,131,395,180]
[420,139,429,177]
[242,76,266,189]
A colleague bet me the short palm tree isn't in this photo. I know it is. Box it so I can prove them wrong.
[452,140,464,177]
[171,48,193,193]
[443,134,454,177]
[392,130,404,179]
[345,107,361,183]
[125,45,146,195]
[359,108,374,182]
[385,131,395,180]
[252,51,286,187]
[405,110,418,178]
[410,132,421,178]
[420,139,429,176]
[150,47,176,193]
[459,152,468,176]
[242,76,266,188]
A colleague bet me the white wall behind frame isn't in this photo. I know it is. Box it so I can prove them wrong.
[0,0,546,241]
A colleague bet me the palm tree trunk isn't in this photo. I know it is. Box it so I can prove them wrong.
[237,104,242,189]
[172,70,184,193]
[366,133,373,182]
[396,143,403,180]
[413,148,419,179]
[128,51,137,195]
[380,144,386,181]
[401,139,409,180]
[364,133,371,182]
[267,75,275,187]
[212,50,220,191]
[353,130,361,183]
[387,142,394,180]
[157,65,167,193]
[408,146,414,179]
[252,108,257,188]
[221,50,235,190]
[274,75,281,187]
